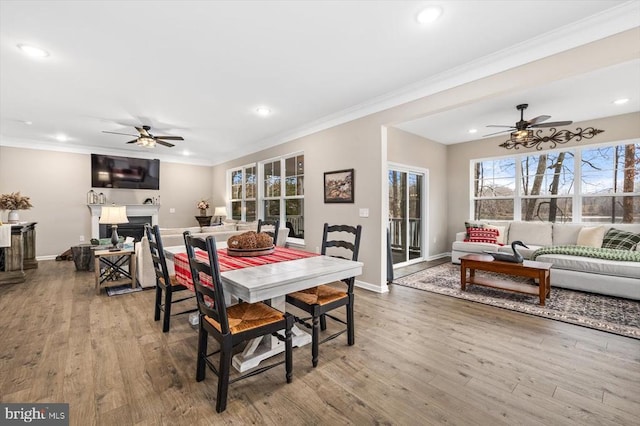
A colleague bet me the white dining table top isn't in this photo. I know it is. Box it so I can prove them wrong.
[222,255,363,303]
[164,244,363,304]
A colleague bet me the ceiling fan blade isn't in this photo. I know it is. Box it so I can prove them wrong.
[483,129,513,137]
[531,120,573,128]
[125,139,138,144]
[527,115,551,125]
[485,125,515,128]
[154,135,184,140]
[155,140,175,148]
[103,130,139,137]
[135,126,150,136]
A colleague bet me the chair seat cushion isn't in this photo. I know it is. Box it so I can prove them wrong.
[204,302,284,334]
[159,274,180,287]
[288,284,347,306]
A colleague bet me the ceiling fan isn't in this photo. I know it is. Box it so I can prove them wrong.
[483,104,573,138]
[102,125,184,148]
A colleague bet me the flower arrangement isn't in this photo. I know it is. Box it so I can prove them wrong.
[197,200,210,210]
[0,192,33,210]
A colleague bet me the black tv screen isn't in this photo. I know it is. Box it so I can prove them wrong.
[91,154,160,190]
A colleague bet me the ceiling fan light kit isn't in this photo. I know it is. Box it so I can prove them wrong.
[485,103,605,150]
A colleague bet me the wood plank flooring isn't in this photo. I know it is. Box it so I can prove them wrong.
[0,260,638,425]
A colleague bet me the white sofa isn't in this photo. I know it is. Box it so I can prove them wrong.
[135,222,289,289]
[451,221,640,300]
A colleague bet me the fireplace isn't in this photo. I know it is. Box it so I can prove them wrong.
[88,204,160,239]
[99,216,151,242]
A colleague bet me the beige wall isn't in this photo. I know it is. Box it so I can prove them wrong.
[0,146,213,257]
[212,116,386,291]
[446,112,640,244]
[386,127,449,257]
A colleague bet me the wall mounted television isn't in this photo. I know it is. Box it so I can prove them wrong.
[91,153,160,190]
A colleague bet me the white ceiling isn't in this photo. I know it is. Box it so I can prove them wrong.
[1,1,638,165]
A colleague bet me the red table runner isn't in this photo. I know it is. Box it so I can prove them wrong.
[174,246,319,291]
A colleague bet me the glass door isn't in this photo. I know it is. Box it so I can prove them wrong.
[388,167,425,266]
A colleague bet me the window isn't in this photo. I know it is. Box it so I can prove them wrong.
[228,152,305,241]
[473,158,515,220]
[262,153,304,239]
[229,165,256,222]
[472,142,639,223]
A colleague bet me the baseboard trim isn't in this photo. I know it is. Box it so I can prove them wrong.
[426,252,451,261]
[37,255,57,261]
[355,280,389,294]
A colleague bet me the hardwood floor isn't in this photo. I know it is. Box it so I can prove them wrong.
[1,260,638,425]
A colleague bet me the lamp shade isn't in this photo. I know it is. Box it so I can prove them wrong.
[213,206,227,217]
[99,205,129,224]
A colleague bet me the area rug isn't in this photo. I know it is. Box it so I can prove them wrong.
[106,284,143,297]
[394,263,640,340]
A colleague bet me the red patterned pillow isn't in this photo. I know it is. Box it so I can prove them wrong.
[464,227,499,244]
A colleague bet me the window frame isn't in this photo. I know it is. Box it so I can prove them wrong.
[470,140,639,223]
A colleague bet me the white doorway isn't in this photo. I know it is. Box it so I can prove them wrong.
[388,164,427,267]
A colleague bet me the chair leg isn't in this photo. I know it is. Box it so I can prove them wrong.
[216,341,233,413]
[196,321,208,382]
[162,287,172,332]
[154,285,162,321]
[347,295,355,346]
[285,317,293,383]
[320,313,327,331]
[312,315,319,368]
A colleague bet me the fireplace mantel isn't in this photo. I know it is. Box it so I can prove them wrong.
[88,204,159,239]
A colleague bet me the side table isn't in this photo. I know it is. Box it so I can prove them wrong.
[94,248,136,294]
[195,216,212,227]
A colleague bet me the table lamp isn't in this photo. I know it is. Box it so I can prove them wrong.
[213,206,227,225]
[99,205,128,251]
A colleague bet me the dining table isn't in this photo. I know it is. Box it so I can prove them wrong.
[167,244,363,372]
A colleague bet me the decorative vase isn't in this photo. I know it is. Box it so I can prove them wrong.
[200,209,207,216]
[8,210,19,223]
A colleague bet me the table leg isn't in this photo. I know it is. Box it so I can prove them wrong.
[460,262,467,291]
[130,253,136,289]
[231,295,311,373]
[538,270,546,306]
[94,256,100,294]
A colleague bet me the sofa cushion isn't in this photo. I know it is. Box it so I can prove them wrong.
[534,254,640,279]
[465,227,499,244]
[452,240,500,253]
[202,224,237,232]
[552,224,583,245]
[497,244,543,260]
[576,225,606,247]
[508,221,553,246]
[601,228,640,251]
[160,227,201,236]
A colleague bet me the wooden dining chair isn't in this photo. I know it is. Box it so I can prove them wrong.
[183,231,293,413]
[286,223,362,367]
[146,224,197,332]
[257,219,280,246]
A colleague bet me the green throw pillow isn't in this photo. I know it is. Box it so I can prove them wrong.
[601,228,640,251]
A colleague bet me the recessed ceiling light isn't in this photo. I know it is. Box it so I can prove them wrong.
[17,44,49,58]
[468,128,478,134]
[55,134,67,142]
[613,98,629,105]
[256,107,271,116]
[22,120,33,125]
[182,150,190,156]
[416,6,443,24]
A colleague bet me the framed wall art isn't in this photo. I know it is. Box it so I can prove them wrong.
[324,169,354,203]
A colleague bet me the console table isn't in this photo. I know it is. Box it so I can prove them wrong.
[0,222,37,285]
[195,215,212,227]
